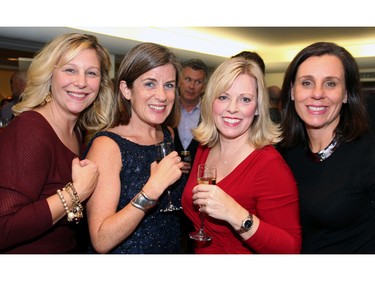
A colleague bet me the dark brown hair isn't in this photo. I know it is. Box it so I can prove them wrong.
[112,42,181,128]
[279,41,369,149]
[232,51,266,74]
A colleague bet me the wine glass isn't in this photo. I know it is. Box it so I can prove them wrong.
[189,164,216,241]
[156,142,183,212]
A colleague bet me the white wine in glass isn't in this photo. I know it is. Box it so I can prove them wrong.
[189,164,216,241]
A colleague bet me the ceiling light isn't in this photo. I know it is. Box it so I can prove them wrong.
[69,26,254,58]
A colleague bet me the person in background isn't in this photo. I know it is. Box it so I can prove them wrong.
[1,97,13,109]
[0,70,27,125]
[84,42,185,254]
[232,50,266,74]
[172,58,208,253]
[278,41,375,253]
[0,33,113,253]
[174,58,208,174]
[267,85,282,123]
[181,56,301,254]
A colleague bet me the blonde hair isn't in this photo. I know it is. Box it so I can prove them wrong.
[13,33,115,139]
[193,57,281,148]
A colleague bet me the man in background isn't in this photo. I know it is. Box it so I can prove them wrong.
[174,59,208,253]
[0,70,27,125]
[174,59,208,172]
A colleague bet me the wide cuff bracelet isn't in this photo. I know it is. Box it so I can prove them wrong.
[131,190,158,212]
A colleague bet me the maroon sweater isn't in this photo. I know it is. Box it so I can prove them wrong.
[0,111,78,253]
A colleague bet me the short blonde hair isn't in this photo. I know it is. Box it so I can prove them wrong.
[193,57,281,148]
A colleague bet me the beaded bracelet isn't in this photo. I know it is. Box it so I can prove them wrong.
[57,188,74,220]
[57,182,84,224]
[65,182,84,224]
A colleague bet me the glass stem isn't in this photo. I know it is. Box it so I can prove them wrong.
[167,189,172,205]
[199,212,206,230]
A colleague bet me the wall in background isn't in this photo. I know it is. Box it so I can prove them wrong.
[0,69,13,100]
[265,72,284,88]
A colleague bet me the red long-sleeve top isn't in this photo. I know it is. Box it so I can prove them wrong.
[182,144,302,254]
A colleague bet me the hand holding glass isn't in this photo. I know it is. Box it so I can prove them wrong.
[156,142,182,212]
[189,164,216,241]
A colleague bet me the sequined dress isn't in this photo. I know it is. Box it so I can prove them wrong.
[85,127,185,254]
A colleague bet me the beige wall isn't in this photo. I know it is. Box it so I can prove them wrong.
[0,70,14,101]
[265,72,284,88]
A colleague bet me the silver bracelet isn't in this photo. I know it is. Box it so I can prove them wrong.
[131,190,158,212]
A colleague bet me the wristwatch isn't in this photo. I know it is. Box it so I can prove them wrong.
[235,213,253,234]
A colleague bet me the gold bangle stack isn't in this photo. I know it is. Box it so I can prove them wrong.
[57,182,84,224]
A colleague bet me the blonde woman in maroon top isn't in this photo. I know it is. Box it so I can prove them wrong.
[0,33,113,253]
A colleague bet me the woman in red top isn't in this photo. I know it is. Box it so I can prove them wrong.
[181,57,301,254]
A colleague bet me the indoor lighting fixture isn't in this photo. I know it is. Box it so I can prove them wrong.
[69,26,255,58]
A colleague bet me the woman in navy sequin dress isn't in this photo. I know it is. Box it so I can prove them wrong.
[84,43,185,254]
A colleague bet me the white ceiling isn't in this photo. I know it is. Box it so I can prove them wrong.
[1,26,375,73]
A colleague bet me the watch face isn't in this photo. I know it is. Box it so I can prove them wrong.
[244,219,253,229]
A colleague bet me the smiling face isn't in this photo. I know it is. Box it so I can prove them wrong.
[120,63,177,127]
[292,55,347,134]
[213,73,258,141]
[51,48,101,115]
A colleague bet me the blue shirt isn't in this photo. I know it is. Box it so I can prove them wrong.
[177,101,201,150]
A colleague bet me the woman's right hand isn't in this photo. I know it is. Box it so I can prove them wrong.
[71,157,99,202]
[144,151,183,198]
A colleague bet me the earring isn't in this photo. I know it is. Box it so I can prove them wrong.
[44,93,52,103]
[40,93,52,106]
